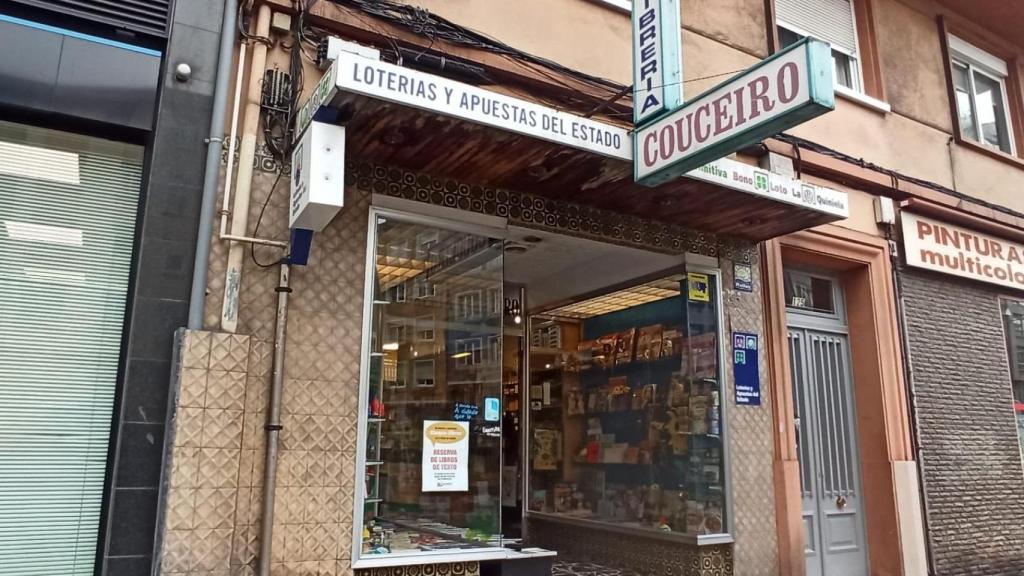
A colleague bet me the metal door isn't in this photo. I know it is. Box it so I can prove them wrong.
[787,326,868,576]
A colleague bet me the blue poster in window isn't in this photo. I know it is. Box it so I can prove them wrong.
[733,331,760,406]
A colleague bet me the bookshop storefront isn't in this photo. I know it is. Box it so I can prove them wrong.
[313,53,852,575]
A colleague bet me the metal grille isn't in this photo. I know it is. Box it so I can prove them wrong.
[788,330,814,497]
[808,332,856,497]
[10,0,172,37]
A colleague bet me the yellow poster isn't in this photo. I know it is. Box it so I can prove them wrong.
[688,272,710,302]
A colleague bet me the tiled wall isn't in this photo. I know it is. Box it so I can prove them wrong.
[156,150,776,575]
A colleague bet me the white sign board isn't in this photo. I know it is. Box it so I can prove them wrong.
[632,0,682,124]
[289,121,345,231]
[422,420,469,492]
[902,212,1024,291]
[635,38,834,185]
[690,158,848,218]
[330,52,630,160]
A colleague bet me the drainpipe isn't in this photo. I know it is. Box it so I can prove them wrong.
[258,261,290,576]
[221,3,272,333]
[888,236,937,576]
[187,0,239,329]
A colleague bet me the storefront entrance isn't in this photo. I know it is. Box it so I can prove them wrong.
[356,203,732,573]
[784,270,868,576]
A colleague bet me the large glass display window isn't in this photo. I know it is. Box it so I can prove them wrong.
[525,272,729,540]
[355,211,505,560]
[1000,300,1024,462]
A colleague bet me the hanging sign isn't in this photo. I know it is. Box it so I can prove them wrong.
[632,0,683,124]
[422,420,470,492]
[321,52,630,160]
[635,37,835,186]
[733,332,761,405]
[902,212,1024,291]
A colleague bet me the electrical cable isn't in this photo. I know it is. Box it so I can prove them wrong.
[250,169,285,268]
[775,132,1024,222]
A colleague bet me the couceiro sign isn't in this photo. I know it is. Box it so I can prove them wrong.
[634,37,835,186]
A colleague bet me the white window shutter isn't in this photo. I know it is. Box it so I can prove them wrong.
[777,0,859,54]
[0,121,142,575]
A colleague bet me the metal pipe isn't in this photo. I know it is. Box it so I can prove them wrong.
[258,261,290,576]
[187,0,239,329]
[888,237,937,575]
[221,3,271,333]
[221,234,288,248]
[220,41,248,239]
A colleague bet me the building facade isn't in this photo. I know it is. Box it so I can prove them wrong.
[152,0,1024,576]
[3,0,1023,576]
[0,0,228,574]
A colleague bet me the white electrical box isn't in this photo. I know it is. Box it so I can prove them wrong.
[874,196,896,226]
[319,36,380,69]
[290,121,345,231]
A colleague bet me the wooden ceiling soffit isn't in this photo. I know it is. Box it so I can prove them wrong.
[330,88,847,242]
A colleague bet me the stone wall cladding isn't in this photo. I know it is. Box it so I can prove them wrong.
[898,265,1024,575]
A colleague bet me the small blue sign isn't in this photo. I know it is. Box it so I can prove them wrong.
[733,331,760,406]
[484,397,501,422]
[734,263,753,292]
[453,402,479,421]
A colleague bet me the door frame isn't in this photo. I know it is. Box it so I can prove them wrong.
[786,277,870,576]
[763,225,925,576]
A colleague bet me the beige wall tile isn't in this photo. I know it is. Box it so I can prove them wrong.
[161,528,192,573]
[271,524,288,564]
[202,409,244,449]
[182,330,212,369]
[194,487,237,529]
[170,446,199,490]
[207,370,246,410]
[230,524,255,567]
[191,528,233,572]
[241,411,265,451]
[166,487,196,531]
[247,339,272,377]
[179,368,209,408]
[230,564,255,576]
[244,375,269,414]
[198,448,240,489]
[176,407,205,448]
[278,450,305,488]
[306,451,325,487]
[336,524,353,560]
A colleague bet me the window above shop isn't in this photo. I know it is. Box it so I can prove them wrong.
[775,0,886,105]
[948,35,1016,156]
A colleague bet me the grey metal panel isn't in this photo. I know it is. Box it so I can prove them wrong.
[0,20,61,111]
[53,36,160,131]
[9,0,171,37]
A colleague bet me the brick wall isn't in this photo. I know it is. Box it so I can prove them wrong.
[898,265,1024,575]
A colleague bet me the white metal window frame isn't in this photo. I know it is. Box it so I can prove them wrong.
[948,35,1016,155]
[353,206,510,568]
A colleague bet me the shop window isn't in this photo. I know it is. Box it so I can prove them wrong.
[526,273,728,538]
[1000,300,1024,461]
[947,35,1016,155]
[359,213,504,560]
[776,0,862,92]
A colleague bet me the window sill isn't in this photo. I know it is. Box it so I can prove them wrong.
[587,0,630,12]
[835,86,891,114]
[955,135,1024,169]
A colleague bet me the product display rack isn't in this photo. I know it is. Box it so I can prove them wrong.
[526,288,726,539]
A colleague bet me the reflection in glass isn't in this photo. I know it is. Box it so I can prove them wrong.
[1000,300,1024,463]
[952,63,978,141]
[361,216,503,557]
[972,71,1012,153]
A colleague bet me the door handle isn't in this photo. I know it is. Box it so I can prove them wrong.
[836,495,847,509]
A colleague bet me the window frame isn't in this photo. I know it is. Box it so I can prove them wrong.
[947,35,1017,156]
[776,19,864,94]
[940,18,1024,166]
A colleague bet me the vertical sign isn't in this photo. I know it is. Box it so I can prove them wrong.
[632,0,683,124]
[733,332,761,405]
[422,421,469,492]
